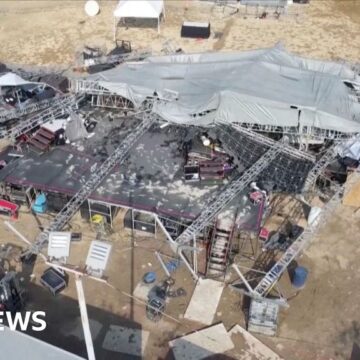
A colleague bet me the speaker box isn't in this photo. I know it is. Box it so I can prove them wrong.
[181,21,211,39]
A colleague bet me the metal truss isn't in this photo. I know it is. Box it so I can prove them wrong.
[84,49,151,67]
[71,81,358,142]
[302,145,336,193]
[235,122,356,141]
[70,80,134,111]
[0,96,65,123]
[24,109,156,256]
[90,94,133,110]
[253,184,344,297]
[175,146,281,247]
[0,94,83,140]
[223,123,315,162]
[69,80,108,95]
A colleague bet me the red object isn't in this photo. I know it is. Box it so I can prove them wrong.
[250,191,263,204]
[259,227,270,241]
[0,199,19,220]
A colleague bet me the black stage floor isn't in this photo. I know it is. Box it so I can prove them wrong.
[0,110,314,221]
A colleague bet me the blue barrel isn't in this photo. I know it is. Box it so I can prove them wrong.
[32,193,47,214]
[143,272,156,284]
[292,266,308,289]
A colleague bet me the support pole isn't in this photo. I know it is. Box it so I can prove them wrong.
[154,216,199,281]
[231,264,254,295]
[193,234,198,276]
[88,200,92,222]
[109,204,113,228]
[4,221,47,262]
[131,209,135,233]
[155,252,171,277]
[113,17,117,42]
[74,276,96,360]
[178,246,199,281]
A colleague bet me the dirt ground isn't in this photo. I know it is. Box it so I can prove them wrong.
[1,194,359,360]
[0,1,360,360]
[0,0,359,66]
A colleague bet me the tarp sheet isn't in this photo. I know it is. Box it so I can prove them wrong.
[0,73,32,87]
[86,45,360,134]
[65,113,88,142]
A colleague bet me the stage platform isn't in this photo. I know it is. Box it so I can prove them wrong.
[0,109,314,221]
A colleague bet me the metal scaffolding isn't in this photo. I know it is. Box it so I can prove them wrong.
[253,184,344,297]
[302,145,336,194]
[226,123,315,162]
[175,146,281,248]
[70,80,135,111]
[69,80,116,98]
[23,109,157,257]
[235,122,355,141]
[0,94,83,140]
[0,96,65,123]
[82,49,151,68]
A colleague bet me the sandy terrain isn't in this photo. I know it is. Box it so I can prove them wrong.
[0,1,359,360]
[2,194,360,360]
[0,0,359,66]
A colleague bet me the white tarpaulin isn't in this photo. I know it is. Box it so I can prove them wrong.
[0,73,31,87]
[113,0,165,35]
[86,45,360,135]
[337,137,360,160]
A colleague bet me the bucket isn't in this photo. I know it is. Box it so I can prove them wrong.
[292,266,308,289]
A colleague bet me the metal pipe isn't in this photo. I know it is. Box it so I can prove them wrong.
[154,252,170,277]
[235,264,267,275]
[75,276,96,360]
[154,215,176,247]
[231,264,254,294]
[154,216,199,281]
[193,234,198,276]
[178,246,199,281]
[4,221,47,261]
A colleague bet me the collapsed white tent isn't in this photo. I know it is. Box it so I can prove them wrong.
[86,45,360,137]
[113,0,165,37]
[0,73,32,87]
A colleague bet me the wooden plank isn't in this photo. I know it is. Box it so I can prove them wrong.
[184,278,224,325]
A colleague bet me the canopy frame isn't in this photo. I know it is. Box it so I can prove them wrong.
[113,0,165,39]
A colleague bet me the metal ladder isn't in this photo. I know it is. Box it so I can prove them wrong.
[302,144,336,193]
[24,108,157,256]
[253,184,344,297]
[226,123,315,162]
[175,146,281,247]
[206,219,234,277]
[0,94,82,140]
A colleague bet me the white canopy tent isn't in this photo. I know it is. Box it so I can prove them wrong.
[0,73,31,87]
[113,0,165,38]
